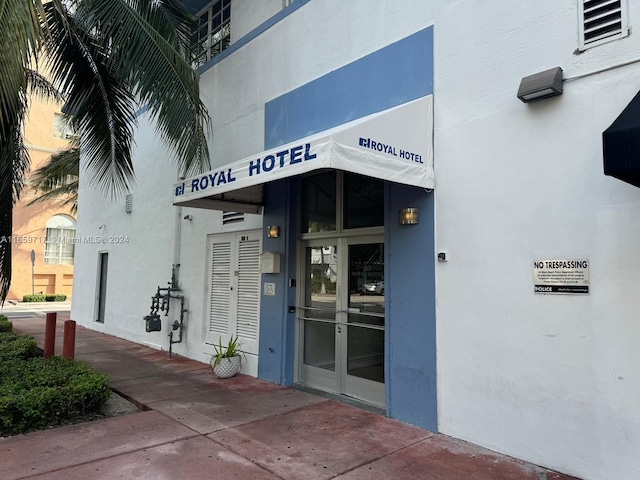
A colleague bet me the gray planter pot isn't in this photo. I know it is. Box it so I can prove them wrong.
[211,355,242,378]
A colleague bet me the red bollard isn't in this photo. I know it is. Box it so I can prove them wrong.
[44,312,57,357]
[62,320,76,359]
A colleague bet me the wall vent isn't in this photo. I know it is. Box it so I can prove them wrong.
[222,211,244,225]
[125,194,133,213]
[579,0,628,49]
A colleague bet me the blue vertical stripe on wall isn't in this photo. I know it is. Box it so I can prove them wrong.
[265,27,434,149]
[259,26,437,430]
[385,183,437,431]
[258,178,298,385]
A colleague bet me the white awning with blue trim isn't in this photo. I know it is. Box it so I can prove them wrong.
[173,95,434,213]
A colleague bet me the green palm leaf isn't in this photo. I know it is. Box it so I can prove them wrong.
[0,0,43,138]
[0,126,31,302]
[79,0,211,176]
[0,0,44,301]
[42,1,138,198]
[25,68,65,102]
[27,146,80,214]
[0,0,210,302]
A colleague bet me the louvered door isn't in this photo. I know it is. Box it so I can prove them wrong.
[205,230,261,355]
[207,240,232,337]
[235,236,261,353]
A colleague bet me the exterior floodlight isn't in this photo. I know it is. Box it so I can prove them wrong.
[517,67,563,103]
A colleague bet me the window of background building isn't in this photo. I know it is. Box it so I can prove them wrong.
[53,113,77,139]
[194,0,231,66]
[44,215,75,265]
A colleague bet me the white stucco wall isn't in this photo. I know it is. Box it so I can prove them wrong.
[230,0,282,42]
[434,2,640,480]
[72,114,176,346]
[72,112,262,373]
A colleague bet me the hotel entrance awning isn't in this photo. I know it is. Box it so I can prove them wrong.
[173,96,434,213]
[603,90,640,188]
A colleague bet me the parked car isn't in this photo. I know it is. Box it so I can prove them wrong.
[364,281,384,295]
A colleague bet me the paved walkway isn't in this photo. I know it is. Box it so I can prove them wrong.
[2,314,580,480]
[0,301,71,319]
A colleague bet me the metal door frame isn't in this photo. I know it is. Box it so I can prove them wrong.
[295,235,385,406]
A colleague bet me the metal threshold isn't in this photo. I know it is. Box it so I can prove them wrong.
[291,383,386,416]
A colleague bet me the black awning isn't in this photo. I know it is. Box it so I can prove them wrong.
[603,90,640,188]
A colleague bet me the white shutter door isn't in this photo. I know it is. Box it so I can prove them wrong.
[235,234,261,354]
[207,239,232,342]
[205,230,262,352]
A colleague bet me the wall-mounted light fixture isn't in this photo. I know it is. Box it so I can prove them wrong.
[267,225,280,238]
[183,214,193,221]
[399,208,419,225]
[517,67,563,103]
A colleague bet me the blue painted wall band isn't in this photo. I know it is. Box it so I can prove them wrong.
[265,27,434,149]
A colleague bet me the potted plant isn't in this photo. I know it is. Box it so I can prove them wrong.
[210,335,245,378]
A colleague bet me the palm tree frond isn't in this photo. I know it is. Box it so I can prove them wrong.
[0,0,39,302]
[43,1,138,198]
[80,0,211,174]
[135,0,200,60]
[29,146,80,189]
[27,145,79,213]
[0,0,210,302]
[0,0,44,138]
[27,182,79,214]
[0,121,31,302]
[25,68,65,102]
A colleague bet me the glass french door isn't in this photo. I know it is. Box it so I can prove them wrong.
[297,237,385,407]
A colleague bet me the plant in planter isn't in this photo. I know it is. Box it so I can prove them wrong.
[210,335,245,378]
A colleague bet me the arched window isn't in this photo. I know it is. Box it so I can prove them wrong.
[44,215,76,265]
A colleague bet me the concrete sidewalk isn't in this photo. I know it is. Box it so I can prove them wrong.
[0,301,71,319]
[2,315,580,480]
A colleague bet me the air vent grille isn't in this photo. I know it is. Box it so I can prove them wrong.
[581,0,627,48]
[222,211,244,225]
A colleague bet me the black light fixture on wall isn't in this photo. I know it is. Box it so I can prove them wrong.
[517,67,563,103]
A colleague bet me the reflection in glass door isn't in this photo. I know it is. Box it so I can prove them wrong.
[299,244,338,393]
[342,243,385,404]
[298,239,385,407]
